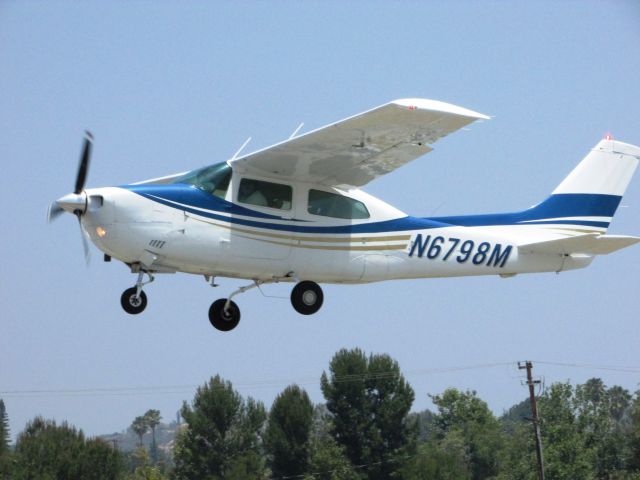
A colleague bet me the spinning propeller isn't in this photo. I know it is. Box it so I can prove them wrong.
[47,131,94,264]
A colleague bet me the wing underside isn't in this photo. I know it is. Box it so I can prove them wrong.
[230,98,488,187]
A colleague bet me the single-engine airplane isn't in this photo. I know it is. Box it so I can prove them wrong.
[48,98,640,331]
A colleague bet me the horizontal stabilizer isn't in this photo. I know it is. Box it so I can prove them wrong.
[519,234,640,255]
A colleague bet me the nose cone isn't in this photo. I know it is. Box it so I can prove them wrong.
[56,192,87,214]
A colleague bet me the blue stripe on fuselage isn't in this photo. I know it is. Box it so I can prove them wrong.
[124,184,293,220]
[120,184,448,233]
[428,193,620,228]
[121,186,620,233]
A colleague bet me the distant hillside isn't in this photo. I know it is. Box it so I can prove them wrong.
[100,420,183,456]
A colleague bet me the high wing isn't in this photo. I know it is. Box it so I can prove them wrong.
[229,98,489,187]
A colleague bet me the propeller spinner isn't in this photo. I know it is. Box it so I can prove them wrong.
[48,131,94,263]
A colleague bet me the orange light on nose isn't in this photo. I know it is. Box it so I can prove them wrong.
[96,226,107,238]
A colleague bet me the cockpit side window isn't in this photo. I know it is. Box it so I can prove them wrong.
[174,162,232,199]
[307,189,370,219]
[238,178,292,210]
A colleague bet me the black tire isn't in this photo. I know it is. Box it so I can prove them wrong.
[209,298,241,332]
[291,281,323,315]
[121,287,147,315]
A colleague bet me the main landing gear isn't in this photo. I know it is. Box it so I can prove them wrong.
[290,280,324,315]
[207,278,324,332]
[118,269,324,333]
[120,270,154,315]
[209,298,241,332]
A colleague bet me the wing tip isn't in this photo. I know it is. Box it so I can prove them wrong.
[392,98,490,120]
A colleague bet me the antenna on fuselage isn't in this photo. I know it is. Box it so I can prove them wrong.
[231,137,252,160]
[289,123,304,139]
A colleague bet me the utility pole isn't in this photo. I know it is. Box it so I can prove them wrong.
[518,361,545,480]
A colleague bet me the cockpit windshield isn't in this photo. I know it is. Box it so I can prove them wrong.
[173,162,232,199]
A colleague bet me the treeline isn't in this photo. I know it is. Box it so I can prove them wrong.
[1,349,640,479]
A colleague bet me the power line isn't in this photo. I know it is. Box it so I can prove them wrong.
[0,362,512,399]
[2,360,637,399]
[532,360,640,374]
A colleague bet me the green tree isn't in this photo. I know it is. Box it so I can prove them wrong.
[575,378,631,477]
[494,420,537,480]
[143,409,162,464]
[305,435,360,480]
[172,374,267,480]
[128,445,151,472]
[131,416,148,448]
[626,390,640,472]
[12,416,122,479]
[500,398,531,434]
[498,380,638,479]
[0,400,9,456]
[223,452,265,480]
[303,405,359,480]
[80,437,125,480]
[430,388,504,480]
[264,385,314,478]
[537,382,592,479]
[127,465,168,480]
[399,436,471,480]
[409,409,436,442]
[320,348,416,480]
[0,399,11,479]
[125,446,168,480]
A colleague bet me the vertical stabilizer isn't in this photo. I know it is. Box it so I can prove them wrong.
[552,139,640,197]
[522,138,640,231]
[429,138,640,231]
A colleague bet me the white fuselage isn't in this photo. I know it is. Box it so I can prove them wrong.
[80,181,593,285]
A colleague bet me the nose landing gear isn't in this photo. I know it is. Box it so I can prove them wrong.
[120,270,154,315]
[118,271,325,332]
[121,288,147,314]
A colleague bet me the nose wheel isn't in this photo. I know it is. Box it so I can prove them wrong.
[291,281,323,315]
[120,269,154,315]
[121,287,147,314]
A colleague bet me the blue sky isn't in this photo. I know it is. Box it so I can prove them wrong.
[1,1,639,439]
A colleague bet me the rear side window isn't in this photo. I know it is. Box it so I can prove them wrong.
[238,178,292,210]
[307,189,370,219]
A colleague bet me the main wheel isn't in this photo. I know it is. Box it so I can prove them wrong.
[209,298,241,332]
[291,281,323,315]
[121,287,147,315]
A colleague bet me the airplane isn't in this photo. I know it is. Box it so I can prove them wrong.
[48,98,640,332]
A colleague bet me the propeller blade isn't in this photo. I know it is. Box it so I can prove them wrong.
[47,202,64,223]
[74,131,93,194]
[76,213,91,265]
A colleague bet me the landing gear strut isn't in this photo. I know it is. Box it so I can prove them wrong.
[120,270,154,315]
[291,281,323,315]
